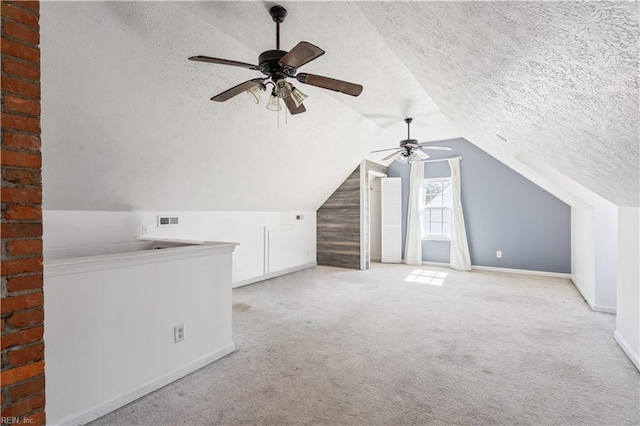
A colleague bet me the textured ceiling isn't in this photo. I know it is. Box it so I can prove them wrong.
[360,1,639,206]
[40,1,638,211]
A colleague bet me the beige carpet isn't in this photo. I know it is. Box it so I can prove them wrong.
[90,263,640,425]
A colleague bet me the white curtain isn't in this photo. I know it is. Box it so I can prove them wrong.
[404,161,424,265]
[448,158,471,271]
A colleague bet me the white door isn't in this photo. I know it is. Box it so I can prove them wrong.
[381,177,402,263]
[369,176,382,262]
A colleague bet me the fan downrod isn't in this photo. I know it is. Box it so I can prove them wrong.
[405,117,413,140]
[270,6,287,50]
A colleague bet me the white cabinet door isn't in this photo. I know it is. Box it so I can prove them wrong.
[381,177,402,263]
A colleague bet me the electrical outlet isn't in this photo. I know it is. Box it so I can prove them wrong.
[174,324,184,343]
[496,251,502,258]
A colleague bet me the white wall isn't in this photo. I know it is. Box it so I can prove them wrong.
[570,202,618,313]
[614,207,640,370]
[43,210,316,287]
[594,203,619,311]
[574,195,618,313]
[45,243,235,424]
[571,207,596,306]
[513,154,619,312]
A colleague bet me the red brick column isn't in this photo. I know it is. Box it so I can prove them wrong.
[1,1,44,424]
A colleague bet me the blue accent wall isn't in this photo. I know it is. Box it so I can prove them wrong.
[387,138,571,273]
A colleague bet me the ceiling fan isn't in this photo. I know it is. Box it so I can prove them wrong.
[188,5,363,115]
[371,118,452,163]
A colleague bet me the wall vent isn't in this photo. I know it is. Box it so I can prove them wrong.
[157,216,179,227]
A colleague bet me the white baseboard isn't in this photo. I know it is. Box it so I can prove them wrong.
[420,261,449,267]
[570,277,596,309]
[53,343,235,426]
[420,261,571,279]
[471,265,571,278]
[593,304,616,314]
[613,330,640,372]
[233,262,316,288]
[569,277,617,314]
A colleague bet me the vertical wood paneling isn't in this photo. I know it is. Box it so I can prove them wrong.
[317,161,387,270]
[317,166,361,269]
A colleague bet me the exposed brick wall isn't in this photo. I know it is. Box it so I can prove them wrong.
[1,1,44,424]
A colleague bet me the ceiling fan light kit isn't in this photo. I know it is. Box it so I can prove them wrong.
[371,118,453,164]
[275,79,293,99]
[246,83,266,104]
[290,87,308,108]
[189,5,363,116]
[266,92,283,111]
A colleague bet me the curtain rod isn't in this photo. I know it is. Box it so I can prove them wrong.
[418,156,462,164]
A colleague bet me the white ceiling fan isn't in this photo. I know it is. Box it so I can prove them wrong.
[371,118,452,163]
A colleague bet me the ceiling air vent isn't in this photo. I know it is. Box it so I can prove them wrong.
[157,215,179,227]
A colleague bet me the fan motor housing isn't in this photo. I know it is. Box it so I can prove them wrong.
[400,138,419,148]
[258,50,295,78]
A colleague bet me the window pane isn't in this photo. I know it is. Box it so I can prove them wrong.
[431,222,443,235]
[422,179,452,238]
[425,193,434,207]
[443,221,451,236]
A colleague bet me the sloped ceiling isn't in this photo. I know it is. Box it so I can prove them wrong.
[41,1,638,211]
[360,1,639,207]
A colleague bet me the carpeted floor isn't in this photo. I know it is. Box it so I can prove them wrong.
[90,263,640,425]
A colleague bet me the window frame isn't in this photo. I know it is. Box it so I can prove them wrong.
[420,177,453,241]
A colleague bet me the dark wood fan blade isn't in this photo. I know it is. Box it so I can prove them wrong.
[296,73,363,97]
[211,78,264,102]
[371,147,402,153]
[284,95,306,115]
[383,150,403,161]
[189,56,260,70]
[279,42,325,70]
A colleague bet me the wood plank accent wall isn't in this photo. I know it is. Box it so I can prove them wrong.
[317,166,361,269]
[317,161,387,270]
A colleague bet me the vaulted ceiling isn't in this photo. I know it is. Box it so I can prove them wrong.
[41,1,638,211]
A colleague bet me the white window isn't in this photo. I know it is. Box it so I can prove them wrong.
[421,178,452,240]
